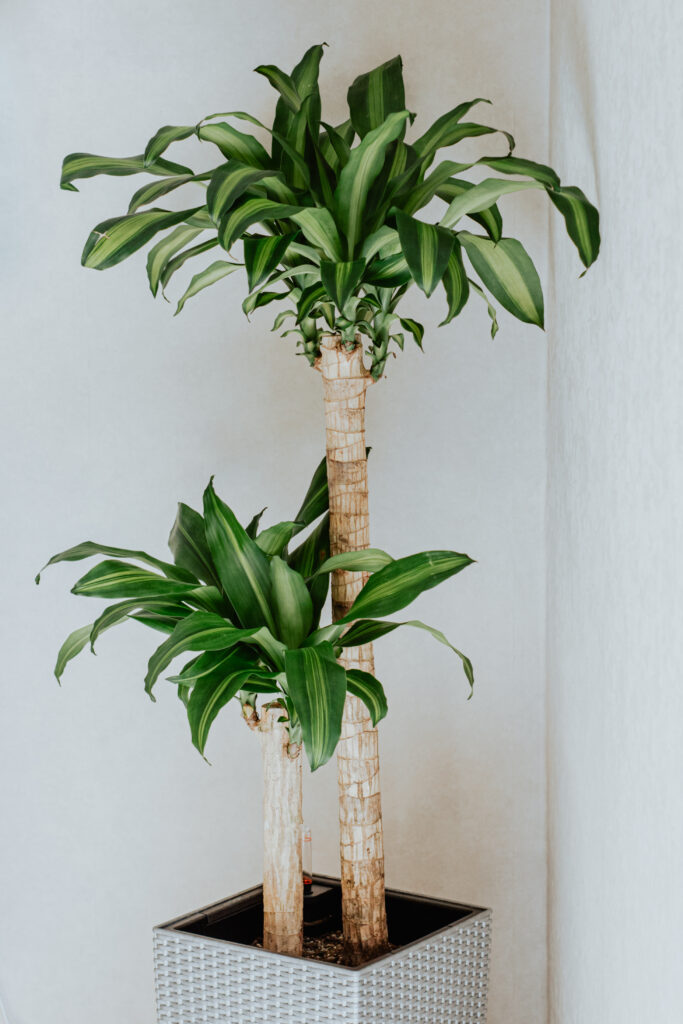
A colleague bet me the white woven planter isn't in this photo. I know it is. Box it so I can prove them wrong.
[154,877,491,1024]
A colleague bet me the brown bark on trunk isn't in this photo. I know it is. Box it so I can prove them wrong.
[259,705,303,957]
[318,333,390,965]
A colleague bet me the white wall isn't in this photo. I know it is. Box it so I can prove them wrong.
[0,3,550,1023]
[547,0,683,1020]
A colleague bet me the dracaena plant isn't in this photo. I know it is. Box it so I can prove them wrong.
[37,458,474,956]
[59,43,601,965]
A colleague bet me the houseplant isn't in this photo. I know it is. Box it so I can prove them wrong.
[59,42,600,977]
[38,467,490,1022]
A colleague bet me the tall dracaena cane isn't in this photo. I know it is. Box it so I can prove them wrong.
[37,458,475,959]
[59,44,600,961]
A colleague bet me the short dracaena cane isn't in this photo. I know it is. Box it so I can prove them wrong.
[61,45,600,378]
[37,458,475,771]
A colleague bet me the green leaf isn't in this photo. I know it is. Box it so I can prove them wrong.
[410,98,492,162]
[187,652,274,754]
[347,56,406,138]
[339,617,474,693]
[255,64,302,112]
[284,643,347,770]
[90,598,190,650]
[82,207,202,270]
[341,550,474,621]
[479,154,560,188]
[160,238,219,295]
[316,549,394,575]
[244,233,296,291]
[218,198,303,252]
[320,258,366,313]
[144,125,198,165]
[146,224,203,296]
[255,521,300,557]
[54,624,93,682]
[361,225,400,260]
[198,122,270,168]
[207,162,277,223]
[242,289,287,317]
[547,185,600,269]
[144,610,260,695]
[319,121,352,171]
[439,178,544,230]
[398,317,424,349]
[399,160,468,216]
[440,241,470,325]
[296,281,327,322]
[203,479,275,631]
[174,260,241,315]
[36,540,196,585]
[292,456,328,531]
[60,152,192,191]
[71,560,197,600]
[270,556,313,649]
[168,503,221,589]
[364,252,412,288]
[395,211,454,297]
[127,174,198,214]
[335,110,411,257]
[345,668,388,725]
[459,232,544,327]
[291,209,344,262]
[435,178,503,242]
[287,514,330,628]
[468,278,500,338]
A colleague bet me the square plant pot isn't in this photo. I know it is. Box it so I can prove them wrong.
[154,875,492,1024]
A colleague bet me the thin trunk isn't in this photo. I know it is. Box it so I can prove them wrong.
[318,332,390,965]
[259,705,303,956]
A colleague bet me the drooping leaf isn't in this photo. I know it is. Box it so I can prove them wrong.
[160,238,219,294]
[255,64,302,112]
[341,550,474,621]
[168,503,221,589]
[202,479,275,631]
[89,597,191,650]
[187,652,276,754]
[436,178,503,242]
[291,208,344,261]
[60,152,193,191]
[296,281,327,322]
[144,125,198,165]
[54,624,93,682]
[270,555,313,648]
[335,110,411,257]
[255,521,300,557]
[218,198,303,252]
[440,241,469,325]
[316,548,394,575]
[395,211,454,297]
[71,560,198,600]
[174,261,241,315]
[82,207,202,270]
[364,252,412,288]
[479,154,560,188]
[320,258,366,313]
[398,317,424,349]
[242,289,288,316]
[207,162,277,223]
[345,668,388,725]
[198,122,270,168]
[410,98,492,163]
[146,224,203,296]
[127,174,199,214]
[36,540,196,585]
[399,160,468,216]
[468,278,500,338]
[287,514,330,627]
[347,55,406,138]
[547,185,600,269]
[459,232,544,327]
[284,643,347,770]
[292,456,328,532]
[243,233,296,291]
[439,178,544,230]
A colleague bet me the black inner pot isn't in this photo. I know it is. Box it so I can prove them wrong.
[166,875,482,969]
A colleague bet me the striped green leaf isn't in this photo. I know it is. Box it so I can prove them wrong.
[203,479,275,631]
[271,45,325,174]
[90,597,191,650]
[364,252,412,287]
[287,514,330,628]
[146,225,203,295]
[60,152,193,191]
[316,548,394,575]
[36,540,196,585]
[127,174,199,214]
[174,260,240,315]
[469,278,500,338]
[292,456,328,531]
[341,550,474,622]
[435,178,503,242]
[319,121,352,171]
[160,238,219,295]
[144,125,198,164]
[242,289,287,316]
[479,155,560,188]
[54,624,95,682]
[361,225,400,260]
[411,98,492,162]
[399,160,467,216]
[340,617,474,693]
[320,259,366,313]
[243,233,296,291]
[270,556,313,649]
[347,55,406,138]
[144,610,260,695]
[440,241,469,324]
[82,207,202,270]
[296,281,327,322]
[439,178,544,230]
[255,64,302,112]
[398,317,424,349]
[291,208,344,261]
[198,122,270,168]
[207,163,276,223]
[335,110,411,257]
[459,232,544,327]
[218,198,303,252]
[71,560,198,600]
[284,643,347,770]
[395,211,454,297]
[187,653,276,754]
[255,521,299,557]
[168,503,221,590]
[345,668,388,725]
[547,185,600,269]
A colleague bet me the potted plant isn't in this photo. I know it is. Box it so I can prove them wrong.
[38,466,489,1022]
[55,43,600,1018]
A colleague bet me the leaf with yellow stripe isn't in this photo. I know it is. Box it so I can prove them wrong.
[71,560,198,599]
[198,122,270,168]
[284,643,347,770]
[207,162,277,223]
[243,233,297,291]
[459,232,544,327]
[187,651,277,755]
[410,98,492,163]
[82,207,203,270]
[345,668,388,725]
[440,241,469,324]
[144,125,198,165]
[60,152,193,191]
[340,550,474,621]
[395,211,454,297]
[270,555,313,649]
[174,260,241,315]
[439,178,544,230]
[347,55,406,138]
[218,198,303,252]
[547,185,600,269]
[146,225,204,295]
[291,208,344,261]
[320,258,366,313]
